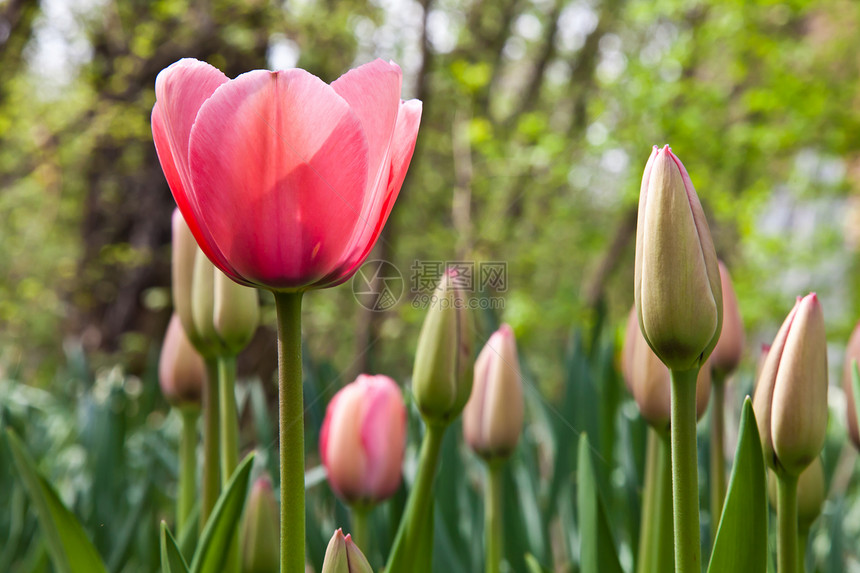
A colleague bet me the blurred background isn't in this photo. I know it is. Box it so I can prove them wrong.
[2,0,860,570]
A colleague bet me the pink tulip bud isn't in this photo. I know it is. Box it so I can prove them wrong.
[158,314,206,409]
[842,320,860,450]
[753,294,828,475]
[622,305,711,431]
[320,374,407,504]
[711,261,744,379]
[321,529,373,573]
[463,324,524,460]
[634,145,723,372]
[240,476,280,573]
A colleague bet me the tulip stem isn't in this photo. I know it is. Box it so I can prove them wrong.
[776,473,799,573]
[274,291,305,573]
[386,421,446,573]
[218,354,241,573]
[710,375,727,541]
[177,407,199,535]
[218,354,240,483]
[637,429,674,573]
[485,461,503,573]
[350,505,371,555]
[201,359,221,532]
[669,367,702,573]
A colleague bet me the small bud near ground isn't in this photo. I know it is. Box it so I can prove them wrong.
[753,294,828,476]
[634,145,723,372]
[412,269,474,424]
[321,529,373,573]
[463,324,524,460]
[241,476,280,573]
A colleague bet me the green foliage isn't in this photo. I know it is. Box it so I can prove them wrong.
[577,433,625,573]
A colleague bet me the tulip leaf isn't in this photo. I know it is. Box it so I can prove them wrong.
[161,522,190,573]
[4,429,108,573]
[189,451,255,573]
[852,360,860,440]
[707,397,767,573]
[525,553,552,573]
[576,433,624,573]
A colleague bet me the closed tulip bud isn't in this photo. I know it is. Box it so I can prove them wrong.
[159,314,206,409]
[711,261,744,379]
[320,375,407,504]
[191,252,221,352]
[767,457,826,529]
[463,324,524,460]
[240,476,279,573]
[753,294,828,475]
[412,270,474,424]
[172,210,205,349]
[214,268,259,355]
[842,320,860,450]
[634,145,722,372]
[623,305,711,431]
[321,529,373,573]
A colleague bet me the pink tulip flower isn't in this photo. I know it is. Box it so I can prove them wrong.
[320,374,407,504]
[152,59,421,291]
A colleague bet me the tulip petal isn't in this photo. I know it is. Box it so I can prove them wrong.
[189,69,370,289]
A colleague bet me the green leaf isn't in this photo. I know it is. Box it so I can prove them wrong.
[707,397,767,573]
[189,451,255,573]
[524,553,552,573]
[161,522,190,573]
[576,433,624,573]
[4,429,108,573]
[851,360,860,439]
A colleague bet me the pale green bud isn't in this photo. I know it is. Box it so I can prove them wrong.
[214,268,259,355]
[634,145,722,371]
[172,209,202,347]
[321,529,373,573]
[191,250,225,355]
[412,270,474,424]
[711,261,744,379]
[240,476,279,573]
[753,294,828,476]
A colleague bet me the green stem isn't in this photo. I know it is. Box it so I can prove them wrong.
[218,355,240,484]
[274,292,305,573]
[485,462,503,573]
[350,505,371,555]
[218,357,241,573]
[669,367,702,573]
[637,429,674,573]
[385,422,446,572]
[798,526,809,572]
[201,359,221,532]
[177,407,199,535]
[776,473,799,573]
[710,376,726,542]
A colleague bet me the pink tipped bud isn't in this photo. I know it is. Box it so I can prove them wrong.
[622,305,710,431]
[753,294,828,475]
[158,314,206,409]
[463,324,524,460]
[842,320,860,450]
[320,374,407,504]
[711,261,744,379]
[321,529,373,573]
[634,146,723,371]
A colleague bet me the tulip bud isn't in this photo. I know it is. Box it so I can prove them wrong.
[214,268,260,355]
[191,252,221,352]
[623,305,710,431]
[753,294,828,475]
[240,476,279,573]
[634,145,722,372]
[755,344,771,383]
[463,324,524,460]
[320,375,407,504]
[842,321,860,450]
[767,457,826,529]
[711,261,744,379]
[172,210,204,347]
[159,314,206,409]
[321,529,373,573]
[412,269,474,424]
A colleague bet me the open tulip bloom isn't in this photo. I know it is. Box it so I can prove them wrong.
[152,58,421,573]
